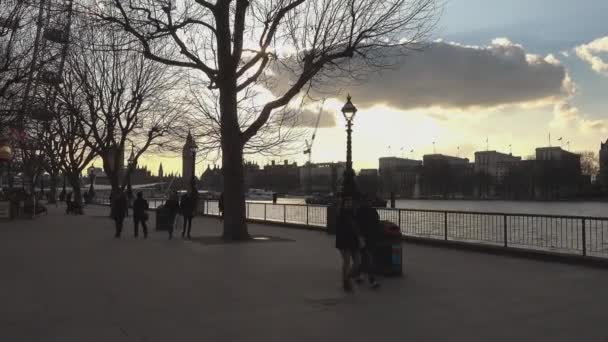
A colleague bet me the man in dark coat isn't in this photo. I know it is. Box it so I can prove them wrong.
[111,190,128,238]
[133,192,149,238]
[335,196,360,292]
[354,195,381,288]
[218,192,224,218]
[180,192,196,238]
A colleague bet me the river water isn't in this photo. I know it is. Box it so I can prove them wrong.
[273,198,608,218]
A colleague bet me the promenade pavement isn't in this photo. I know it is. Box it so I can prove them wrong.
[1,204,608,342]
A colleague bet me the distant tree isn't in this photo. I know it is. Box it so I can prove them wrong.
[579,151,599,176]
[90,0,440,240]
[62,18,181,193]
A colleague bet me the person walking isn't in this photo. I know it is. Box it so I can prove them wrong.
[218,192,224,219]
[354,195,381,289]
[165,192,180,240]
[180,192,195,239]
[111,190,128,238]
[335,196,361,292]
[133,191,149,238]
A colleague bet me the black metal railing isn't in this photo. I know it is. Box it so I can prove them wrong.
[92,197,608,259]
[376,208,608,258]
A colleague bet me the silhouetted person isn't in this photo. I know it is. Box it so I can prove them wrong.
[165,192,180,240]
[335,196,361,292]
[272,193,278,204]
[133,191,149,238]
[111,190,128,238]
[218,193,224,218]
[354,196,381,289]
[180,192,195,239]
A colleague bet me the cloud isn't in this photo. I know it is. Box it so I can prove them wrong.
[575,36,608,76]
[285,105,336,128]
[271,38,571,112]
[343,38,571,110]
[552,101,608,133]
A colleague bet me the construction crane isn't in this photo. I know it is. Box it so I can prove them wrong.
[303,100,325,194]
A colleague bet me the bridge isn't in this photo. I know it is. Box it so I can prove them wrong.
[1,204,607,341]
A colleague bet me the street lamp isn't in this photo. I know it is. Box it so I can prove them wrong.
[189,143,198,194]
[87,165,96,201]
[0,143,12,189]
[341,94,358,198]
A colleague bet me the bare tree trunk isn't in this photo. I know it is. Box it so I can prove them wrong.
[220,90,249,240]
[67,173,83,213]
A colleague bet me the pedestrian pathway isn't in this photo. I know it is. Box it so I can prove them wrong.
[1,205,607,341]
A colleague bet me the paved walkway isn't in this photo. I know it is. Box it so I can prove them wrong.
[1,205,608,342]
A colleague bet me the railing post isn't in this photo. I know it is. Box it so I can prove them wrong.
[503,215,508,248]
[582,218,587,256]
[284,205,287,223]
[264,203,267,221]
[444,212,448,241]
[306,205,309,226]
[398,209,402,232]
[246,202,249,219]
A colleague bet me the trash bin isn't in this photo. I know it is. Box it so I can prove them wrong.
[155,205,173,231]
[373,220,403,276]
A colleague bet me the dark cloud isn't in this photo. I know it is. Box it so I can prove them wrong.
[271,39,570,111]
[347,39,570,110]
[291,107,337,128]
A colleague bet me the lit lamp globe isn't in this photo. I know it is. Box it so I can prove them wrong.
[0,145,12,162]
[341,94,358,122]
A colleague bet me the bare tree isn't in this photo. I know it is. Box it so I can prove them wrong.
[579,151,599,177]
[65,19,181,192]
[90,0,440,239]
[0,0,36,132]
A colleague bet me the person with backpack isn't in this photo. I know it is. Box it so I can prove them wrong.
[354,195,381,289]
[133,191,149,238]
[335,196,361,292]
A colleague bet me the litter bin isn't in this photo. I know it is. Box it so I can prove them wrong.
[155,205,173,231]
[373,220,403,276]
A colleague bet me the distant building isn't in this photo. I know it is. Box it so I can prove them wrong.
[378,157,422,197]
[182,132,197,188]
[357,169,380,196]
[421,154,472,198]
[474,151,522,198]
[259,160,300,193]
[299,162,346,194]
[200,165,223,191]
[533,147,582,199]
[600,139,608,192]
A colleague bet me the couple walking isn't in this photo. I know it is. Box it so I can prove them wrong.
[112,191,149,238]
[335,195,381,292]
[164,191,197,240]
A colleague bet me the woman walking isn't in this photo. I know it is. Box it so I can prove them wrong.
[335,196,361,292]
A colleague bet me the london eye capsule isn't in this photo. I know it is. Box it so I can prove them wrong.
[43,27,69,44]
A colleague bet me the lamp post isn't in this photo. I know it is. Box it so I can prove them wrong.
[341,94,358,198]
[87,165,96,202]
[0,143,12,189]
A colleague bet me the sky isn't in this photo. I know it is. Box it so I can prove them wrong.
[140,0,608,176]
